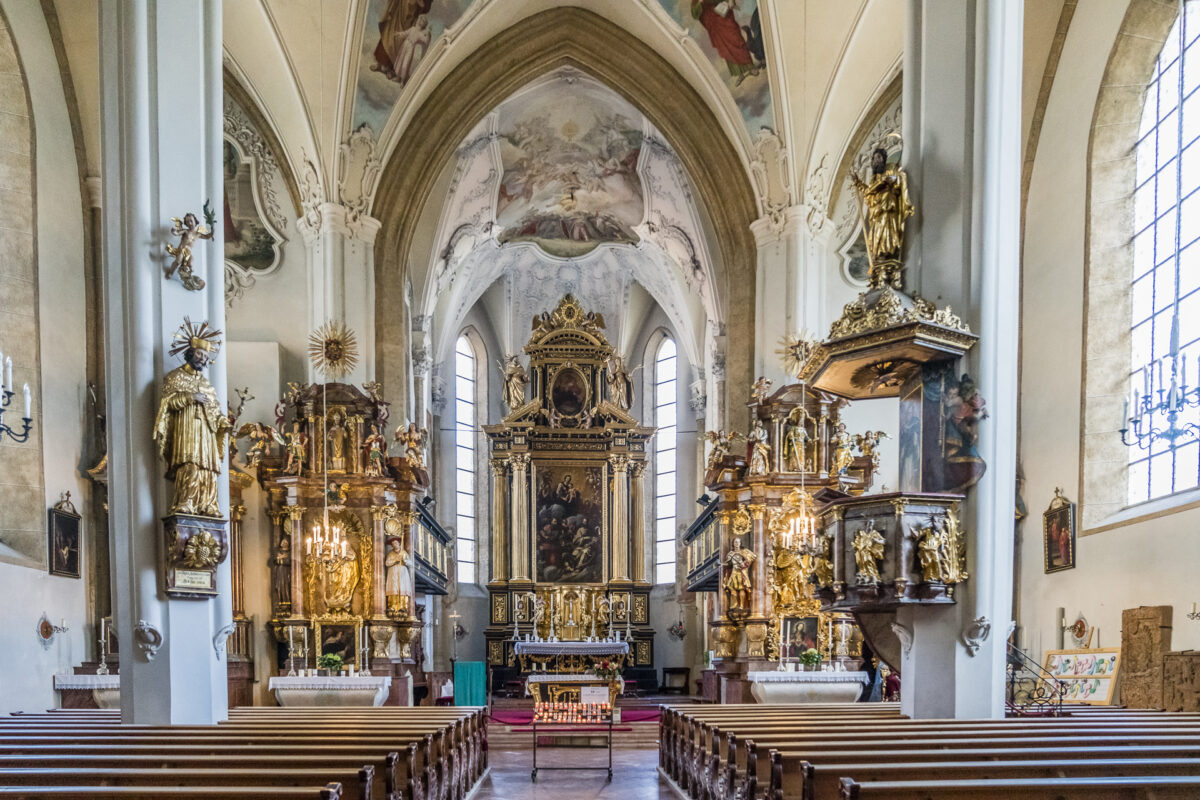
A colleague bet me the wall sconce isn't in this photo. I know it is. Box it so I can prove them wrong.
[1188,603,1200,621]
[36,613,68,650]
[0,347,33,444]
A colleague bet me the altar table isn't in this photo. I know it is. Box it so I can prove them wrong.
[53,673,120,709]
[747,670,868,704]
[268,675,392,707]
[513,640,630,672]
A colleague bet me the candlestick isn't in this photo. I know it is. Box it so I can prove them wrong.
[22,384,29,418]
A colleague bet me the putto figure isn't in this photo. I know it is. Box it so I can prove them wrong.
[164,204,216,291]
[850,147,914,280]
[153,319,232,517]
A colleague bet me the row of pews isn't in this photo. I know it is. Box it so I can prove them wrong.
[0,705,487,800]
[660,702,1200,799]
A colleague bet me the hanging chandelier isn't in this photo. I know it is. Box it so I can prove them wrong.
[775,487,821,556]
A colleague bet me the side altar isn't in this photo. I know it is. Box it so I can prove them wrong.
[484,296,657,690]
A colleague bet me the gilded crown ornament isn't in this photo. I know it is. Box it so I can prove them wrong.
[308,321,360,379]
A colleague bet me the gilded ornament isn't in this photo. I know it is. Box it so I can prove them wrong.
[750,376,772,404]
[731,507,753,538]
[181,530,222,569]
[916,507,968,585]
[722,536,756,620]
[164,203,216,291]
[849,147,913,285]
[308,321,360,379]
[777,332,819,380]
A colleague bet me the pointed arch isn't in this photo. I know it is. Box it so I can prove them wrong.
[372,7,758,429]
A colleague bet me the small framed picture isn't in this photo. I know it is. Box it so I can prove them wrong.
[1043,487,1076,573]
[48,493,81,579]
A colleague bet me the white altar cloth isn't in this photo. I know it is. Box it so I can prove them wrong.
[513,641,630,657]
[54,674,121,708]
[747,670,868,704]
[268,675,392,707]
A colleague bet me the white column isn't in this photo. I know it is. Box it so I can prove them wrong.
[299,206,379,386]
[99,0,229,724]
[896,0,1021,719]
[509,454,530,580]
[610,455,630,582]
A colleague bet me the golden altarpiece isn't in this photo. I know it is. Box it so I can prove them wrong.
[484,296,657,686]
[255,381,446,695]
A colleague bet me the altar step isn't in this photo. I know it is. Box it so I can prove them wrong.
[487,719,659,750]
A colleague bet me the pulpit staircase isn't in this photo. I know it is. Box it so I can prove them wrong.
[1006,640,1067,716]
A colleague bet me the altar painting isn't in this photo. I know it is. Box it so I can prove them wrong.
[496,80,644,257]
[535,464,604,583]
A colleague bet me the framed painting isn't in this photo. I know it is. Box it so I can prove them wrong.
[313,617,363,670]
[779,615,820,660]
[48,494,81,579]
[1041,647,1121,705]
[533,462,605,583]
[1043,488,1076,573]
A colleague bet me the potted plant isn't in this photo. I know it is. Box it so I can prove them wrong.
[799,648,822,671]
[316,653,344,676]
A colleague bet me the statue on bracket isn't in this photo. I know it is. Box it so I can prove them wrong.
[747,417,771,476]
[153,318,232,517]
[164,203,216,291]
[605,353,634,411]
[363,424,387,477]
[849,147,913,287]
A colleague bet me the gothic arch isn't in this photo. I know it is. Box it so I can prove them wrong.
[372,7,758,429]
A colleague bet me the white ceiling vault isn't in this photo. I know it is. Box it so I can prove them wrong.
[422,68,717,367]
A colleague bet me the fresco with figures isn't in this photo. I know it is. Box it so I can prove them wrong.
[352,0,474,133]
[661,0,773,135]
[223,140,280,274]
[496,77,644,257]
[535,464,604,584]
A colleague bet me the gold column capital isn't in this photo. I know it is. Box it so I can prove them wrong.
[608,453,630,472]
[490,458,509,475]
[283,505,305,521]
[510,452,531,469]
[628,459,646,478]
[747,503,767,521]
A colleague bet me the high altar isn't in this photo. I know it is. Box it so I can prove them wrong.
[484,295,657,687]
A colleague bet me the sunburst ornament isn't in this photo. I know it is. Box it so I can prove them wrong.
[169,317,223,358]
[308,321,359,379]
[777,331,819,379]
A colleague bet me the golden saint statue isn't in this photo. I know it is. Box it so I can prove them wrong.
[723,536,756,618]
[852,520,886,585]
[850,148,914,278]
[153,319,232,518]
[323,546,359,614]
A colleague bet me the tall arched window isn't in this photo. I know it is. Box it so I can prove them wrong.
[654,337,679,585]
[1128,7,1200,504]
[454,335,477,584]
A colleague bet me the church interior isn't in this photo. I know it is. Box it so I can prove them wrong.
[4,0,1200,797]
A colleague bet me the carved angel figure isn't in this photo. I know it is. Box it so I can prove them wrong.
[750,376,773,404]
[832,422,855,476]
[705,429,742,470]
[164,206,216,291]
[853,430,890,472]
[395,422,428,470]
[236,421,285,468]
[852,520,886,585]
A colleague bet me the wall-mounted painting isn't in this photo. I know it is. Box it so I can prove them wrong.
[1043,488,1076,573]
[660,0,774,135]
[47,494,80,579]
[223,140,283,277]
[534,463,605,583]
[352,0,474,133]
[496,74,644,257]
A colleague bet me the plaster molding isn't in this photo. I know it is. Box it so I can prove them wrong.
[212,622,236,661]
[750,126,793,232]
[961,616,992,657]
[890,621,913,657]
[337,122,382,230]
[134,620,164,661]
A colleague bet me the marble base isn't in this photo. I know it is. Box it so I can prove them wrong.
[747,671,867,704]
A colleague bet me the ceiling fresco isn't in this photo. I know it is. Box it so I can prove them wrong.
[352,0,474,133]
[660,0,774,135]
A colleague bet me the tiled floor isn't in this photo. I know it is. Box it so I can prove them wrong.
[473,746,675,799]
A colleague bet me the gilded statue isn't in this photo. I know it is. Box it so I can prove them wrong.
[750,376,772,404]
[164,204,216,291]
[326,411,348,471]
[770,542,809,610]
[153,319,233,518]
[363,424,387,477]
[272,533,292,612]
[605,353,634,411]
[499,354,527,410]
[813,534,834,588]
[747,418,771,476]
[283,422,308,475]
[323,545,359,614]
[917,526,946,583]
[852,520,886,585]
[916,509,968,585]
[849,147,914,274]
[832,422,855,476]
[783,407,810,472]
[395,422,428,470]
[723,536,756,619]
[384,535,412,619]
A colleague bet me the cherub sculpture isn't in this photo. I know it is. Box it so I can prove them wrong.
[704,429,742,470]
[750,376,773,404]
[395,422,428,470]
[853,430,890,472]
[236,421,285,469]
[164,202,216,291]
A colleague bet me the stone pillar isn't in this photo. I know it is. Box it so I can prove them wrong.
[895,0,1021,719]
[770,413,785,472]
[509,453,531,580]
[297,201,380,387]
[629,460,647,583]
[100,0,229,724]
[490,458,509,583]
[609,455,630,582]
[747,504,768,617]
[284,506,305,618]
[750,211,802,385]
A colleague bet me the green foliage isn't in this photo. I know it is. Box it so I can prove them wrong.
[317,653,344,672]
[799,647,822,666]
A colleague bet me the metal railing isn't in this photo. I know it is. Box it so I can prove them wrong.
[1006,641,1067,716]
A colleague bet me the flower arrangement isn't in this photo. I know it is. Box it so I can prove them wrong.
[590,658,622,681]
[317,653,344,673]
[799,647,822,667]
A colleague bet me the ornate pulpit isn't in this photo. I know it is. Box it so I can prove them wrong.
[484,295,656,686]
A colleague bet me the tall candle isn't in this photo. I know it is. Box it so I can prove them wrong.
[303,626,308,655]
[22,384,29,418]
[0,347,4,391]
[4,356,11,393]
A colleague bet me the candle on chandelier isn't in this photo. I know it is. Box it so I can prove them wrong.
[306,536,312,554]
[341,539,347,558]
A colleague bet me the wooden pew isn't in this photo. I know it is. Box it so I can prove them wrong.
[0,768,373,800]
[0,787,343,799]
[838,775,1200,799]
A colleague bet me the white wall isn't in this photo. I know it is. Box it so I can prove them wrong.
[1019,0,1200,663]
[0,0,89,713]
